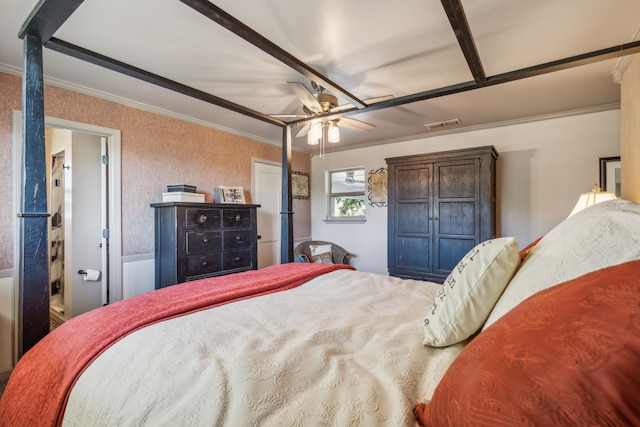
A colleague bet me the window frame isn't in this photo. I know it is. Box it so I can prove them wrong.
[325,167,367,222]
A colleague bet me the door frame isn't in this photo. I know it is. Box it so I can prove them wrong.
[11,111,122,360]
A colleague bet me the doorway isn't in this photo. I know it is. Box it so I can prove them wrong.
[252,159,281,268]
[49,151,65,324]
[47,128,105,322]
[12,112,122,333]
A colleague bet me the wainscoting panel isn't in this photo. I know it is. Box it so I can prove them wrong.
[122,254,155,299]
[0,272,14,380]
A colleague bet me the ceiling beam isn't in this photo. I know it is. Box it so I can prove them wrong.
[440,0,486,83]
[45,37,286,128]
[18,0,84,41]
[288,39,640,126]
[179,0,367,109]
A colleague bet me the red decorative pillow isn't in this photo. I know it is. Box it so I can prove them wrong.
[518,235,542,263]
[415,259,640,427]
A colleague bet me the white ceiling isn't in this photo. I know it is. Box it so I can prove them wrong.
[2,0,639,155]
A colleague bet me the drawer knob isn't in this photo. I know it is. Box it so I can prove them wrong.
[235,235,241,241]
[202,261,208,267]
[197,214,208,224]
[234,256,241,262]
[235,213,241,222]
[202,238,209,244]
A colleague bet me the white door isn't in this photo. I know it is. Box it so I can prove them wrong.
[65,131,105,318]
[253,160,281,268]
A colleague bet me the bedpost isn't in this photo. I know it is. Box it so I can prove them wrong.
[18,34,50,356]
[15,0,87,356]
[280,126,294,263]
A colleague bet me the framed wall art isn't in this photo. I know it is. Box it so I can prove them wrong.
[292,172,310,199]
[367,167,388,207]
[599,156,621,197]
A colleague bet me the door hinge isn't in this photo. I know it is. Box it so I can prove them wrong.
[102,155,109,165]
[102,228,110,239]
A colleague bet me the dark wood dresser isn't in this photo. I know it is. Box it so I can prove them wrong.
[151,202,260,289]
[386,146,497,283]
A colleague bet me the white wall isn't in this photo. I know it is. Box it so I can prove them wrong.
[310,109,621,274]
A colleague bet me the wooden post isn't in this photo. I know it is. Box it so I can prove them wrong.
[18,34,50,356]
[280,126,294,263]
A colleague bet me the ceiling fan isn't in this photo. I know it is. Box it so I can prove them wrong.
[273,81,393,143]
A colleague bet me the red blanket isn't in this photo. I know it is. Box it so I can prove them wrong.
[0,263,353,427]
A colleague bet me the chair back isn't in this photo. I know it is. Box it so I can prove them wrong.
[294,240,351,264]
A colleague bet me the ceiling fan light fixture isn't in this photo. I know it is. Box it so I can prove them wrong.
[328,121,340,143]
[308,122,322,145]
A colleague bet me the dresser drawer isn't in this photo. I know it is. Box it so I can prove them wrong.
[186,231,223,254]
[223,249,253,270]
[223,230,253,249]
[222,209,252,228]
[186,253,223,277]
[186,209,222,230]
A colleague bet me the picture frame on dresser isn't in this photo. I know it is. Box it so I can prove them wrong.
[218,186,246,204]
[599,156,621,197]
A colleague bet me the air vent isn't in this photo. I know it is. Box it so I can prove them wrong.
[424,118,462,130]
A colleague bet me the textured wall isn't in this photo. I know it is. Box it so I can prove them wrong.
[621,55,640,203]
[0,73,21,270]
[0,72,311,268]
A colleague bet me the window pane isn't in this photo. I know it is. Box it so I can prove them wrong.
[331,195,366,217]
[331,169,365,194]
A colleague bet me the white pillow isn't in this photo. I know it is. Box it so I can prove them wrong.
[423,237,519,347]
[309,244,333,264]
[483,199,640,330]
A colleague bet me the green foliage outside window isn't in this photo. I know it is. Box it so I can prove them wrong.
[336,197,366,216]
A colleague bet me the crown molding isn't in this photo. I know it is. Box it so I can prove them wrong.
[0,63,286,149]
[612,27,640,84]
[323,103,621,155]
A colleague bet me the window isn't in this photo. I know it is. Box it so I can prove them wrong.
[327,168,366,220]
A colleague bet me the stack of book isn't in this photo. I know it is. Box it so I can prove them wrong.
[162,184,204,203]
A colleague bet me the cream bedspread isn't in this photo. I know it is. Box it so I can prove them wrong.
[63,270,463,426]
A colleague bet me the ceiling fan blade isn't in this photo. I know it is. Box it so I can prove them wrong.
[269,114,309,119]
[338,117,375,131]
[331,95,394,112]
[295,123,311,138]
[288,82,322,113]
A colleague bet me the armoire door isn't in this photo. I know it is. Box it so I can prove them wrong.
[391,163,433,277]
[433,158,481,277]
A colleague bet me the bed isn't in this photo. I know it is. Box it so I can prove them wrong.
[2,199,640,426]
